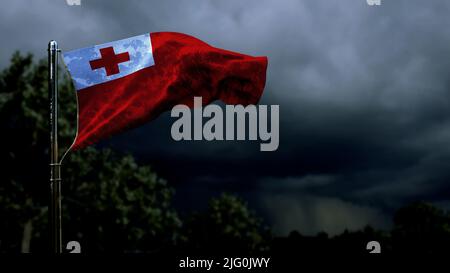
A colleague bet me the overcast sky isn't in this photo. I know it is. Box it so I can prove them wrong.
[2,0,450,236]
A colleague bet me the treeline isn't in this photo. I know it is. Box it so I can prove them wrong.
[274,202,450,255]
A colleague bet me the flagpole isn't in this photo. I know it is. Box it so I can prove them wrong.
[48,40,62,254]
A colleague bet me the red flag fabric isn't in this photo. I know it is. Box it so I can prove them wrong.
[63,32,268,149]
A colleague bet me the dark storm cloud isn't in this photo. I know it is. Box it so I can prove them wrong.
[1,0,450,234]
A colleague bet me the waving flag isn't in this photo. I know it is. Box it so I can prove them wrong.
[63,32,268,149]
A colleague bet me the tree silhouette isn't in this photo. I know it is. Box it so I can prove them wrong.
[181,193,271,254]
[392,201,450,254]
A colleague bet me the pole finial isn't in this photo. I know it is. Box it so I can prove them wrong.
[48,40,58,51]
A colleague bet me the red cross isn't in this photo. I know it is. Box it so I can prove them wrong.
[89,47,130,76]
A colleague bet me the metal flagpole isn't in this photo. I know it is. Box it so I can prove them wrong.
[48,40,62,254]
